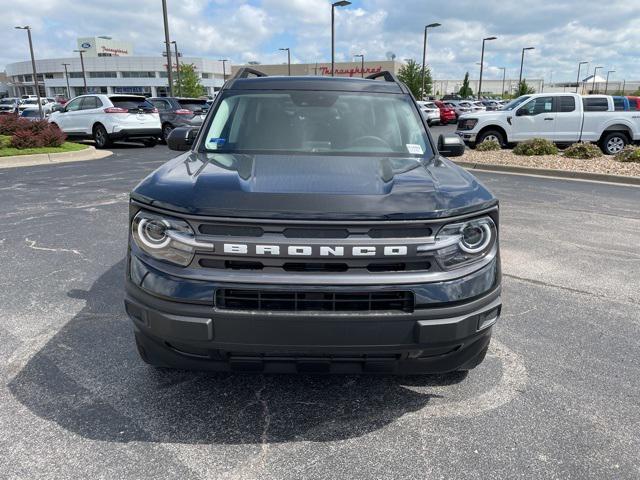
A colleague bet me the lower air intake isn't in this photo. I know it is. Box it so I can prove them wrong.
[216,289,414,313]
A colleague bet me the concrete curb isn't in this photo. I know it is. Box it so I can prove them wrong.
[0,146,113,169]
[454,160,640,186]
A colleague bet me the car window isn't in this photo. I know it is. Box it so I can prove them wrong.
[21,109,39,117]
[65,98,83,111]
[583,97,609,112]
[177,100,209,112]
[109,96,155,112]
[628,98,639,111]
[557,96,576,113]
[519,97,554,115]
[150,99,170,111]
[203,91,433,157]
[80,96,102,110]
[613,98,626,111]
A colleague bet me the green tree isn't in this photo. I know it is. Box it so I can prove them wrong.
[173,63,206,98]
[516,79,536,96]
[458,72,473,97]
[398,59,432,99]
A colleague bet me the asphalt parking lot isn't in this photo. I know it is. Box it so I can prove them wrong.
[1,143,639,479]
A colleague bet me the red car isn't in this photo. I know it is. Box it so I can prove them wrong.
[626,96,640,111]
[434,100,457,124]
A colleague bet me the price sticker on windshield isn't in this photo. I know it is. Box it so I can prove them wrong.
[406,144,424,155]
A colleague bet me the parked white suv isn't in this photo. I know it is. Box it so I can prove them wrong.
[456,93,640,154]
[416,100,440,126]
[48,94,161,148]
[18,97,56,115]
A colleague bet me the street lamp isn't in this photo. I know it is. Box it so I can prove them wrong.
[73,49,87,93]
[61,63,71,99]
[15,26,43,119]
[604,70,615,94]
[171,41,181,96]
[575,61,588,93]
[478,36,497,98]
[354,54,364,78]
[421,23,441,100]
[498,67,506,98]
[331,1,351,77]
[219,59,228,82]
[279,48,291,76]
[591,66,602,94]
[518,46,535,85]
[161,0,173,96]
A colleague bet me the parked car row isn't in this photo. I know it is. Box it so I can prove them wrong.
[455,93,640,155]
[42,94,211,148]
[0,96,59,116]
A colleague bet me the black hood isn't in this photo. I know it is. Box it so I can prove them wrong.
[132,152,497,220]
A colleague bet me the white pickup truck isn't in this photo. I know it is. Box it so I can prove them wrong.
[455,93,640,154]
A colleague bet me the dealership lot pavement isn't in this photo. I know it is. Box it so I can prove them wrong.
[0,142,639,479]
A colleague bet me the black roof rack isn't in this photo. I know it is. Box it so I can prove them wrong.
[366,70,409,94]
[231,67,268,80]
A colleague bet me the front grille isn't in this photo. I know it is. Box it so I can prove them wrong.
[216,289,414,313]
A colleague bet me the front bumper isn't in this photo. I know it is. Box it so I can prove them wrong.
[455,130,477,144]
[124,255,501,374]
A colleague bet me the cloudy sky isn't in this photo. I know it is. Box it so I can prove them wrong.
[4,0,639,82]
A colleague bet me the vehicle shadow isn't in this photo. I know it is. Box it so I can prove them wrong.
[9,260,466,445]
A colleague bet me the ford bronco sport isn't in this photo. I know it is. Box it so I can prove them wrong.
[125,69,501,374]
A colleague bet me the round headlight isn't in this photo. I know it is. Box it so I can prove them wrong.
[459,222,492,253]
[137,218,171,249]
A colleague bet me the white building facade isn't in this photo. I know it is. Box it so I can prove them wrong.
[5,55,227,98]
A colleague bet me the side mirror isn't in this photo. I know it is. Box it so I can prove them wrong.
[515,108,528,117]
[51,104,64,113]
[167,126,199,151]
[438,134,465,157]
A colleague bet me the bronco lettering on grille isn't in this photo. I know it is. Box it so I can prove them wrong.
[222,244,409,256]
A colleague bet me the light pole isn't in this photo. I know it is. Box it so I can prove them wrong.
[499,67,506,98]
[219,59,228,82]
[171,41,181,96]
[421,23,441,100]
[354,54,364,78]
[73,49,87,93]
[279,48,291,76]
[591,66,602,94]
[61,63,71,99]
[478,36,497,99]
[161,0,174,96]
[331,1,351,77]
[604,70,615,94]
[576,61,588,93]
[15,26,43,119]
[518,46,535,86]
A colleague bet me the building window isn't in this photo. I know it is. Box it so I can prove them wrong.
[113,86,152,96]
[89,71,117,78]
[158,71,168,78]
[201,73,211,79]
[69,72,85,78]
[45,73,54,79]
[24,74,33,82]
[121,71,156,78]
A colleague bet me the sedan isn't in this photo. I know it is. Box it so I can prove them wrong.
[416,101,441,126]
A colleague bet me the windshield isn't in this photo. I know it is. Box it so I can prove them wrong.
[201,90,432,157]
[502,96,531,111]
[0,99,16,105]
[22,99,37,105]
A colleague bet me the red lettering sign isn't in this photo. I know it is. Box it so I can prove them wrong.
[100,46,129,56]
[318,65,383,77]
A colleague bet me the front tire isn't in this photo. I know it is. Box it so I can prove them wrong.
[93,124,111,149]
[476,129,505,147]
[599,132,627,155]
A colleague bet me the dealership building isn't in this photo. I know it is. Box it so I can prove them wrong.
[4,37,226,98]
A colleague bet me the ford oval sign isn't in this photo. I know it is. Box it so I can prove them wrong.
[81,42,91,48]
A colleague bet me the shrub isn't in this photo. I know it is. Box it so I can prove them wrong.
[614,145,640,163]
[513,138,558,156]
[0,115,31,135]
[38,125,67,147]
[27,119,50,136]
[562,142,602,159]
[476,139,501,151]
[10,129,43,149]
